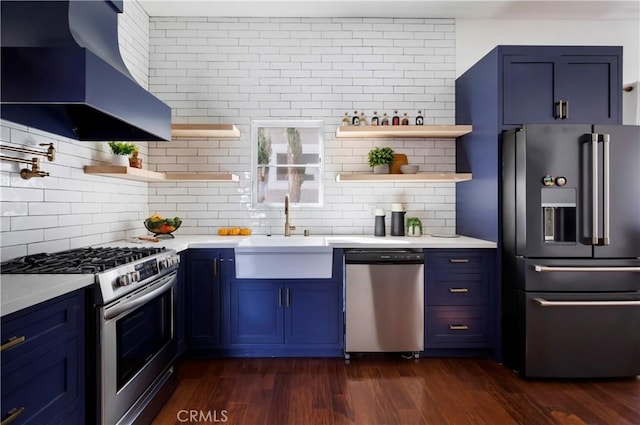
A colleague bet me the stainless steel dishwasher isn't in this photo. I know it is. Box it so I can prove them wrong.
[344,248,424,359]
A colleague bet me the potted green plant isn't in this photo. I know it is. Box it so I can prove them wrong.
[406,217,423,237]
[367,146,394,174]
[108,142,138,166]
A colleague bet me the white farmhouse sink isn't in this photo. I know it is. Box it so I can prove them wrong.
[234,236,333,279]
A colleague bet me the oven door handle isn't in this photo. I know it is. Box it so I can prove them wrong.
[534,265,640,273]
[533,298,640,307]
[104,272,176,320]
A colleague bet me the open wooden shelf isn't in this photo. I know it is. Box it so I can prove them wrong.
[84,166,239,182]
[171,124,240,138]
[335,173,472,183]
[335,125,472,139]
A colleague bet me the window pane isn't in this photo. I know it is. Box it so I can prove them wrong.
[252,120,324,207]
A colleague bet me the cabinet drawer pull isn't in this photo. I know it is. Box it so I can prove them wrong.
[213,258,218,276]
[448,325,469,331]
[278,288,283,307]
[449,288,469,293]
[2,407,25,425]
[449,259,469,263]
[286,288,291,307]
[0,336,26,352]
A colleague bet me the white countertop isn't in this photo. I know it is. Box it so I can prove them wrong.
[1,233,495,317]
[101,234,497,251]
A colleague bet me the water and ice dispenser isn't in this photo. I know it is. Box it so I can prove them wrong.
[541,187,577,243]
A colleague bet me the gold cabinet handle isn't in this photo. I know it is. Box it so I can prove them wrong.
[449,259,469,263]
[448,325,469,331]
[1,407,25,425]
[449,288,469,293]
[0,336,26,352]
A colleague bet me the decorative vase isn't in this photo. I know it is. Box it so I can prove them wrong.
[112,155,129,166]
[373,164,390,174]
[407,225,422,237]
[129,152,142,169]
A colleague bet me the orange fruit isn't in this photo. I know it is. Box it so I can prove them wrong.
[229,227,241,236]
[240,228,252,235]
[217,228,229,236]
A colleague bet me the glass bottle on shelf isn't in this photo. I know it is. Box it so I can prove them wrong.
[381,113,389,126]
[401,112,410,125]
[371,111,379,126]
[416,110,424,125]
[392,110,400,126]
[352,110,360,126]
[342,112,351,126]
[359,111,367,126]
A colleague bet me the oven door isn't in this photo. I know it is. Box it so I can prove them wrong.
[522,291,640,378]
[99,271,177,425]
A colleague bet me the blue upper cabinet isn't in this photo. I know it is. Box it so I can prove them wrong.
[502,48,621,126]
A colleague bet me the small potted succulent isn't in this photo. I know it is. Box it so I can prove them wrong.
[108,142,138,166]
[367,146,394,174]
[406,217,423,237]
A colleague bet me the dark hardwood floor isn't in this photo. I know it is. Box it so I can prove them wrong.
[152,355,640,425]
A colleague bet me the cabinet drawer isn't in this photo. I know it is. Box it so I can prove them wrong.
[426,250,489,271]
[427,273,488,306]
[425,307,489,347]
[1,291,82,367]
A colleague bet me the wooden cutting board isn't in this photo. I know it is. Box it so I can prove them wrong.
[390,153,408,174]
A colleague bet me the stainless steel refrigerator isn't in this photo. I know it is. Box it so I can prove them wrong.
[501,124,640,378]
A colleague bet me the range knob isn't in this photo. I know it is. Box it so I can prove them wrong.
[117,271,140,286]
[160,255,180,270]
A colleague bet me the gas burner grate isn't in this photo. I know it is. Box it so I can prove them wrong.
[0,247,166,274]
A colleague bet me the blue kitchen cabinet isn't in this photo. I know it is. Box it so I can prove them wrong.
[424,249,496,356]
[503,49,621,125]
[229,280,341,347]
[1,290,85,425]
[226,249,344,356]
[184,249,234,350]
[229,281,284,344]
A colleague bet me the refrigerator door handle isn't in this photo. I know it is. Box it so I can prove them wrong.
[534,265,640,273]
[591,133,599,245]
[533,298,640,307]
[602,133,610,245]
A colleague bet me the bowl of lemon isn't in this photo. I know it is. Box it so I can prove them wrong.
[144,214,182,238]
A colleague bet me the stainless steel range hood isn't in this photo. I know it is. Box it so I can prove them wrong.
[1,0,171,141]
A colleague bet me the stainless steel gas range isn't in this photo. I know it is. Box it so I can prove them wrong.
[1,246,181,425]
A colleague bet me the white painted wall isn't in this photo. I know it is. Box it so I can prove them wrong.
[456,19,640,82]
